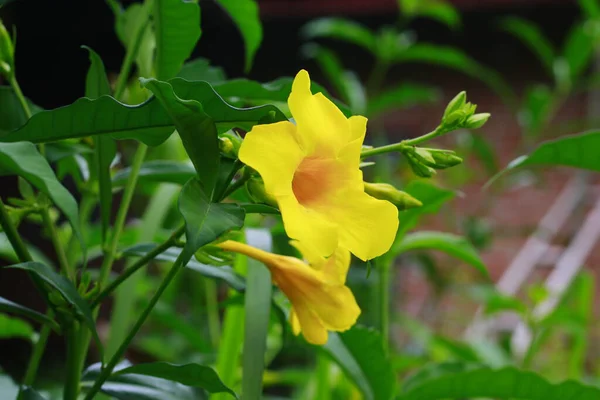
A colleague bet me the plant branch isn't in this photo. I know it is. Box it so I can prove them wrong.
[360,126,447,159]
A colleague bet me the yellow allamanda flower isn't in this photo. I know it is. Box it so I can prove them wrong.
[218,239,360,345]
[239,70,399,261]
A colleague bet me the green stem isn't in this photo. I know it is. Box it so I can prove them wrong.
[83,250,190,400]
[379,258,391,352]
[204,278,221,348]
[366,58,390,97]
[19,323,51,396]
[0,198,32,262]
[97,144,148,289]
[63,324,82,400]
[360,126,447,159]
[66,194,96,267]
[40,202,74,281]
[9,75,32,119]
[221,173,250,200]
[91,224,186,308]
[113,12,150,100]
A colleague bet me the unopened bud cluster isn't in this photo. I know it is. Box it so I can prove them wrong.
[401,145,463,178]
[442,91,490,130]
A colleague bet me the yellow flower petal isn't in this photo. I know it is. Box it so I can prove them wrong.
[288,70,351,155]
[239,121,304,197]
[291,240,350,284]
[322,190,399,261]
[289,308,302,336]
[339,115,368,168]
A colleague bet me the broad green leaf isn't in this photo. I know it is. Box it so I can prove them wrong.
[115,362,236,398]
[301,18,377,53]
[499,17,555,74]
[399,0,461,30]
[496,130,600,179]
[0,142,84,251]
[116,1,155,78]
[399,362,600,399]
[0,232,54,266]
[113,160,195,187]
[242,229,272,398]
[0,78,286,146]
[178,58,226,84]
[323,326,396,400]
[394,44,514,105]
[367,83,440,116]
[563,23,595,80]
[84,46,117,243]
[83,362,196,400]
[153,0,201,80]
[178,179,245,254]
[142,79,220,197]
[21,388,47,400]
[395,231,488,277]
[0,297,59,330]
[0,313,34,341]
[216,0,262,73]
[396,181,455,238]
[122,245,246,291]
[0,86,41,131]
[4,262,102,357]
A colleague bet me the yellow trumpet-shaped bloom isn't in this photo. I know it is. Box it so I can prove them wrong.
[218,240,360,345]
[238,70,399,261]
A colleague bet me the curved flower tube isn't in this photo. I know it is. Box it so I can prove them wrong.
[217,240,360,345]
[238,70,399,261]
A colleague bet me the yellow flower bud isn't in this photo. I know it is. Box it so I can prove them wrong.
[363,182,422,210]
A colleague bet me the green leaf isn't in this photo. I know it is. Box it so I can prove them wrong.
[367,83,440,117]
[122,245,246,291]
[4,262,102,358]
[394,44,514,105]
[21,387,47,400]
[142,78,220,197]
[499,17,555,74]
[84,46,117,243]
[0,78,285,146]
[178,179,245,254]
[115,362,237,398]
[0,86,42,131]
[580,0,600,18]
[242,229,272,398]
[399,362,600,399]
[0,142,84,253]
[496,130,600,179]
[396,181,455,238]
[302,44,351,105]
[241,203,280,215]
[400,0,461,30]
[323,326,396,400]
[467,285,527,316]
[113,160,195,187]
[153,0,201,80]
[178,58,226,84]
[0,296,59,330]
[301,17,377,53]
[394,231,488,277]
[519,84,553,139]
[0,313,34,341]
[216,0,262,73]
[563,23,595,80]
[116,1,155,78]
[83,362,197,400]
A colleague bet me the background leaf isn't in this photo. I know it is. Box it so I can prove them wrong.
[0,313,34,341]
[113,160,195,187]
[399,0,461,30]
[4,262,102,357]
[0,142,83,250]
[153,0,201,80]
[399,363,600,400]
[394,231,488,277]
[84,46,117,243]
[563,23,595,81]
[367,83,440,117]
[142,79,220,197]
[499,17,555,75]
[115,362,236,398]
[323,326,396,400]
[0,297,59,330]
[178,58,226,84]
[116,1,155,78]
[301,18,377,53]
[178,179,245,255]
[216,0,262,73]
[0,86,41,131]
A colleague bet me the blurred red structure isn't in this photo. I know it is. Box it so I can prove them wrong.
[259,0,570,17]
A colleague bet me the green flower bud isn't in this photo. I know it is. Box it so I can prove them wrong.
[246,176,278,207]
[443,91,466,119]
[405,152,436,178]
[0,19,14,78]
[363,182,422,210]
[464,113,491,129]
[424,148,464,169]
[220,131,243,157]
[218,137,235,158]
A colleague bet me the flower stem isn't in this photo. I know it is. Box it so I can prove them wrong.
[379,257,391,352]
[63,324,82,400]
[19,323,51,397]
[9,75,32,119]
[360,125,447,159]
[0,198,32,262]
[83,249,191,400]
[91,224,186,308]
[220,173,250,201]
[40,198,74,281]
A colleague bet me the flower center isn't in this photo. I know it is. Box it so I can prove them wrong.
[292,156,334,206]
